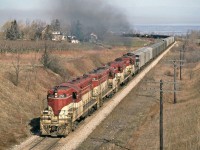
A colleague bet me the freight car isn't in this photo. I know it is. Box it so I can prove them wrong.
[40,37,175,137]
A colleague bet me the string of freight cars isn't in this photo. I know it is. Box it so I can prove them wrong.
[40,37,175,137]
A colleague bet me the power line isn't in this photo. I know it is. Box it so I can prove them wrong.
[165,60,185,103]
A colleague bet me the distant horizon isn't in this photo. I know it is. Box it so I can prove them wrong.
[1,18,200,27]
[1,19,200,27]
[133,24,200,26]
[132,24,200,36]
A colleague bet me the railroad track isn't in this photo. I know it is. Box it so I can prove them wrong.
[29,137,46,150]
[27,137,61,150]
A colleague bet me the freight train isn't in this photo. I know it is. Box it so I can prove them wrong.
[40,37,175,137]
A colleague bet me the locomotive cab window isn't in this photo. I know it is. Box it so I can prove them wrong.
[118,67,122,72]
[109,72,114,77]
[109,72,112,77]
[72,92,77,99]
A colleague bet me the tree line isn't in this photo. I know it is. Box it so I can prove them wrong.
[1,19,61,41]
[1,19,103,42]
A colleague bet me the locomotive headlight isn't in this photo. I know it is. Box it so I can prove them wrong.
[55,93,58,98]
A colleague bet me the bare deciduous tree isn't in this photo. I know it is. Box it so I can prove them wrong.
[12,52,22,86]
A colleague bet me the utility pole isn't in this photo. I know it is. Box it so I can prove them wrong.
[182,44,185,61]
[139,79,182,149]
[160,80,163,150]
[173,61,177,104]
[180,48,182,80]
[167,59,185,104]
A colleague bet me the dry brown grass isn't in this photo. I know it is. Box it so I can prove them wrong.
[0,40,99,52]
[128,42,200,150]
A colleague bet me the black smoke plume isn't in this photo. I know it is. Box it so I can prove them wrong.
[48,0,130,40]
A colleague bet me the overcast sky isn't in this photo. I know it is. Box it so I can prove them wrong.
[0,0,200,26]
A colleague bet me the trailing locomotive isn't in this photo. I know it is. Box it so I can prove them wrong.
[40,37,175,137]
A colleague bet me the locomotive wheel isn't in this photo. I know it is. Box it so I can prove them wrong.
[94,104,98,110]
[89,107,95,115]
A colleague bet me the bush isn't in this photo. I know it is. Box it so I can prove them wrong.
[164,70,173,76]
[186,52,200,63]
[40,48,68,80]
[49,56,69,80]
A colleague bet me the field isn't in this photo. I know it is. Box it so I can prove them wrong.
[0,37,151,149]
[77,40,200,149]
[0,36,152,52]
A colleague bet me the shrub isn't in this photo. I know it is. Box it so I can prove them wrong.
[164,70,173,76]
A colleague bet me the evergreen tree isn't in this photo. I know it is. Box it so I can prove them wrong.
[6,20,20,40]
[51,19,61,31]
[71,20,84,41]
